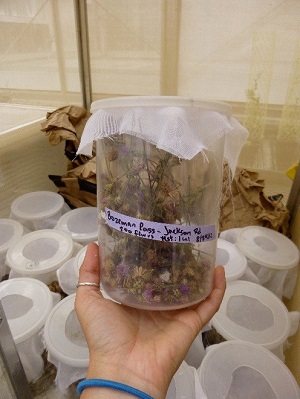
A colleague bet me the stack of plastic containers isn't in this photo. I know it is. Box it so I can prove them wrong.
[0,191,100,288]
[192,226,300,395]
[2,188,299,396]
[0,190,100,392]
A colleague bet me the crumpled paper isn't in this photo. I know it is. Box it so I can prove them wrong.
[220,165,290,235]
[41,106,96,208]
[41,105,92,170]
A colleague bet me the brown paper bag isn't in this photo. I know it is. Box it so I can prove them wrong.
[220,165,290,235]
[42,105,96,207]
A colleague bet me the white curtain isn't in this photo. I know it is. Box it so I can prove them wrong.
[0,0,299,171]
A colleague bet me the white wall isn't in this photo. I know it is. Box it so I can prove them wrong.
[0,121,67,218]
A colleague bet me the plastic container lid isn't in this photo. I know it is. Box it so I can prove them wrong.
[166,361,195,399]
[236,226,300,270]
[0,219,25,256]
[198,341,300,399]
[6,229,74,276]
[0,277,54,344]
[44,293,89,368]
[219,228,242,244]
[11,191,64,221]
[216,239,247,281]
[91,96,231,116]
[211,280,291,350]
[55,207,98,244]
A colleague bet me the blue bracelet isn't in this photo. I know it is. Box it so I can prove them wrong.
[77,378,154,399]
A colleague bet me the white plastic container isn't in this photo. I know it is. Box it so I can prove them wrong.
[74,244,88,277]
[0,277,59,382]
[216,238,249,282]
[56,244,87,296]
[166,361,195,399]
[236,226,300,299]
[10,191,69,231]
[216,238,259,284]
[219,227,242,244]
[56,257,78,295]
[78,96,248,310]
[198,341,300,399]
[54,207,98,244]
[0,219,29,279]
[210,280,298,361]
[6,229,74,284]
[57,244,96,295]
[44,293,89,392]
[184,333,207,370]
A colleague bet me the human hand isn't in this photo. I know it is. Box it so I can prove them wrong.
[75,242,226,399]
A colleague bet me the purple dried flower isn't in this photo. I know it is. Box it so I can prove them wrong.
[100,196,108,206]
[179,284,190,296]
[132,162,145,174]
[116,261,130,277]
[136,191,145,201]
[142,284,154,302]
[119,145,130,155]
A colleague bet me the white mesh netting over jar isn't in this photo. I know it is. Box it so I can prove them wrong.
[77,96,249,310]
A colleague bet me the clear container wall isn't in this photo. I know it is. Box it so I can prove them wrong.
[97,134,225,310]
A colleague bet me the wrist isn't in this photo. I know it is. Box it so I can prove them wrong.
[79,379,156,399]
[80,386,135,399]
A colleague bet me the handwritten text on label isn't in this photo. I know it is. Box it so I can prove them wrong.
[105,208,215,243]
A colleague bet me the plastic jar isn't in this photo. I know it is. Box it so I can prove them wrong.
[216,238,248,281]
[74,244,88,276]
[236,226,300,299]
[219,227,242,244]
[44,293,89,392]
[166,361,195,399]
[6,229,74,284]
[0,277,60,382]
[205,280,299,361]
[10,191,69,231]
[54,207,98,245]
[56,244,88,295]
[216,238,259,283]
[77,96,248,310]
[198,341,300,399]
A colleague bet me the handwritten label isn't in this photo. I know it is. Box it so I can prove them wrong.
[105,208,216,243]
[25,261,39,269]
